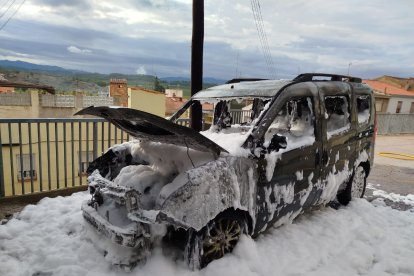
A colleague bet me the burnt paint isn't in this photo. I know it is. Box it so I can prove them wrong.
[250,81,374,236]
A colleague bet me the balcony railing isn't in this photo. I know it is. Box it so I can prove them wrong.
[0,113,261,198]
[0,118,130,198]
[0,118,201,198]
[230,110,252,124]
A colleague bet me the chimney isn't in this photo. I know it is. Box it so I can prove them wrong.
[109,79,128,106]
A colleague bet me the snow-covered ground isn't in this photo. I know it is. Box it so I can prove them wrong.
[1,186,414,276]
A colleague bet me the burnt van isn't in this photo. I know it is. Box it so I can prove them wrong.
[77,73,376,269]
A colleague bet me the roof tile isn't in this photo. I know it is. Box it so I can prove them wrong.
[363,80,414,97]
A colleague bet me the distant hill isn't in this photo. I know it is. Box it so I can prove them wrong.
[161,76,226,84]
[375,75,414,91]
[0,60,83,74]
[0,60,225,95]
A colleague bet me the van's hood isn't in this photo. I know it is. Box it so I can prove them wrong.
[76,106,226,157]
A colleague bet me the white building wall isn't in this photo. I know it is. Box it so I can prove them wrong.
[165,89,183,98]
[387,97,414,113]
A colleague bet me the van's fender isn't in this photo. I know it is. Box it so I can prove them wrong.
[154,157,258,231]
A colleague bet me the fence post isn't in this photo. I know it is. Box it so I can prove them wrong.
[93,122,98,160]
[0,125,4,198]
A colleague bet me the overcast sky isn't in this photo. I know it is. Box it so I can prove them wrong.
[0,0,413,79]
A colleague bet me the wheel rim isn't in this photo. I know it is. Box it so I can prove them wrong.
[202,218,241,262]
[351,167,366,198]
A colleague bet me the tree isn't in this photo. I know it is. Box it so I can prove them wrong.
[154,76,165,92]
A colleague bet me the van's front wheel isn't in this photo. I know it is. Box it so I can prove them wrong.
[337,166,367,205]
[185,212,245,269]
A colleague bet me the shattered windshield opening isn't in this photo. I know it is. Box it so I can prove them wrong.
[172,97,271,155]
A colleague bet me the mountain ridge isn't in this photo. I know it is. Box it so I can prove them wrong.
[0,60,226,84]
[0,60,224,96]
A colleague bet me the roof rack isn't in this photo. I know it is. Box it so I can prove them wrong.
[293,73,362,83]
[225,78,268,84]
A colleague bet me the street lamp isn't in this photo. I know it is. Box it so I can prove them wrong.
[347,62,352,76]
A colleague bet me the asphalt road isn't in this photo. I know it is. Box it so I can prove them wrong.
[367,135,414,195]
[367,164,414,195]
[372,135,414,169]
[365,135,414,210]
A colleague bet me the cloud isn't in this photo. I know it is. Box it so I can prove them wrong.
[33,0,90,8]
[67,46,92,54]
[136,66,147,75]
[133,0,186,9]
[0,0,412,79]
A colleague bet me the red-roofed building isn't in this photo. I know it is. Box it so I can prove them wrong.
[363,80,414,114]
[165,95,214,125]
[165,96,187,116]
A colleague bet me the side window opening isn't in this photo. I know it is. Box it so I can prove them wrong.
[264,97,315,151]
[325,95,350,139]
[357,95,371,125]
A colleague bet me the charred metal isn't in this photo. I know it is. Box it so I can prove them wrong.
[78,73,375,269]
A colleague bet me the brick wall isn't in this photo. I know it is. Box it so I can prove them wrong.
[109,79,128,107]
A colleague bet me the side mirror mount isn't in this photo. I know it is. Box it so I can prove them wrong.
[267,134,287,152]
[249,134,287,157]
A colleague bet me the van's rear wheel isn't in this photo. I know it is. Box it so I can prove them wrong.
[185,212,245,269]
[337,166,367,205]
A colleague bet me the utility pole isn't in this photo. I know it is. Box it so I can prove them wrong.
[190,0,204,131]
[347,62,352,76]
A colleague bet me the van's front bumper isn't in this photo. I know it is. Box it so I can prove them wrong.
[81,200,151,249]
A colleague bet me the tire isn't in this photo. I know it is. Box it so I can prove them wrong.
[337,166,367,205]
[185,211,245,269]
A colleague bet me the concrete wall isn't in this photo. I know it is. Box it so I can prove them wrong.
[0,91,116,118]
[377,114,414,135]
[386,97,414,114]
[165,89,183,98]
[128,88,166,117]
[0,91,39,118]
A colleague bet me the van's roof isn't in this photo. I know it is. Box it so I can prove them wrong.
[192,80,292,99]
[192,73,365,100]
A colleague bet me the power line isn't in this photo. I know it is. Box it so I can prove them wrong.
[0,0,10,10]
[254,0,276,77]
[250,0,276,79]
[0,0,25,31]
[252,0,276,78]
[250,0,270,76]
[0,0,16,19]
[0,0,12,11]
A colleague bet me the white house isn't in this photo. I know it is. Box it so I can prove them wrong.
[363,80,414,114]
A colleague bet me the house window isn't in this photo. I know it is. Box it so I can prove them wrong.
[396,101,403,113]
[375,99,384,112]
[16,154,37,181]
[410,102,414,114]
[78,151,94,175]
[324,95,350,139]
